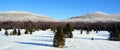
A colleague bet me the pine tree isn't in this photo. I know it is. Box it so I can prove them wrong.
[0,28,1,31]
[86,30,90,34]
[80,29,83,34]
[29,28,33,34]
[25,28,29,34]
[86,27,90,35]
[51,28,56,33]
[17,29,21,36]
[113,25,120,41]
[96,30,98,33]
[53,26,65,48]
[63,23,73,38]
[4,29,9,36]
[109,25,120,41]
[13,29,17,35]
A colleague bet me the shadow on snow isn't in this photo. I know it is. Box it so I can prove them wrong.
[15,42,53,47]
[31,39,53,42]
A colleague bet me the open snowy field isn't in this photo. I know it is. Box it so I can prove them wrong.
[0,29,120,50]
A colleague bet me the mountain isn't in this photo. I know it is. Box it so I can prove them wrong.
[66,12,120,22]
[0,11,57,22]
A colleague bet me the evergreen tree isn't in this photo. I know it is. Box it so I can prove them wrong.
[4,29,9,36]
[53,26,65,48]
[10,31,13,35]
[63,23,73,38]
[80,29,83,34]
[51,28,56,33]
[109,25,120,41]
[17,29,21,36]
[13,29,17,35]
[25,28,29,34]
[86,27,90,34]
[96,30,98,33]
[86,30,90,34]
[0,28,1,31]
[113,25,120,41]
[29,28,33,34]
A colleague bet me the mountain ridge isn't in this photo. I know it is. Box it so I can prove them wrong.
[66,12,120,22]
[0,11,57,22]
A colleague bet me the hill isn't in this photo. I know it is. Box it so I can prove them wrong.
[65,12,120,22]
[0,11,57,22]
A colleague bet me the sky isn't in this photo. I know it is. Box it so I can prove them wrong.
[0,0,120,20]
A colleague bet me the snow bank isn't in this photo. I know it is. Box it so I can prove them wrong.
[0,29,120,50]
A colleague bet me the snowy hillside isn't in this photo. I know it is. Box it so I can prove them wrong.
[66,12,120,22]
[0,29,120,50]
[0,11,57,22]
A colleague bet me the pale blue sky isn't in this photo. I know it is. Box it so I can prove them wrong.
[0,0,120,20]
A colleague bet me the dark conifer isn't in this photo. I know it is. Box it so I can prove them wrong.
[109,25,120,41]
[4,29,9,36]
[13,29,17,35]
[25,28,29,34]
[53,26,65,48]
[17,29,21,36]
[86,27,90,34]
[51,28,56,33]
[29,28,33,34]
[0,28,1,31]
[63,23,73,38]
[86,30,90,34]
[80,29,83,34]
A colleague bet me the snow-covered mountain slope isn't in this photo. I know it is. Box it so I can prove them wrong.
[66,12,120,22]
[0,11,57,22]
[0,29,120,50]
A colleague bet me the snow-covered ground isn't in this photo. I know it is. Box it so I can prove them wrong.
[0,29,120,50]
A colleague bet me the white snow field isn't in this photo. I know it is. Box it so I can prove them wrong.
[0,29,120,50]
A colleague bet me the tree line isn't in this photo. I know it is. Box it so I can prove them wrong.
[0,21,120,48]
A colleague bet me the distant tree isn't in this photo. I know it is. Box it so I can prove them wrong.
[63,23,73,38]
[86,27,90,34]
[53,26,65,48]
[13,29,17,35]
[25,28,29,34]
[0,28,1,31]
[86,30,90,34]
[80,29,83,34]
[17,29,21,36]
[29,28,33,34]
[109,25,120,41]
[4,29,9,36]
[96,30,98,33]
[51,27,56,33]
[10,31,13,35]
